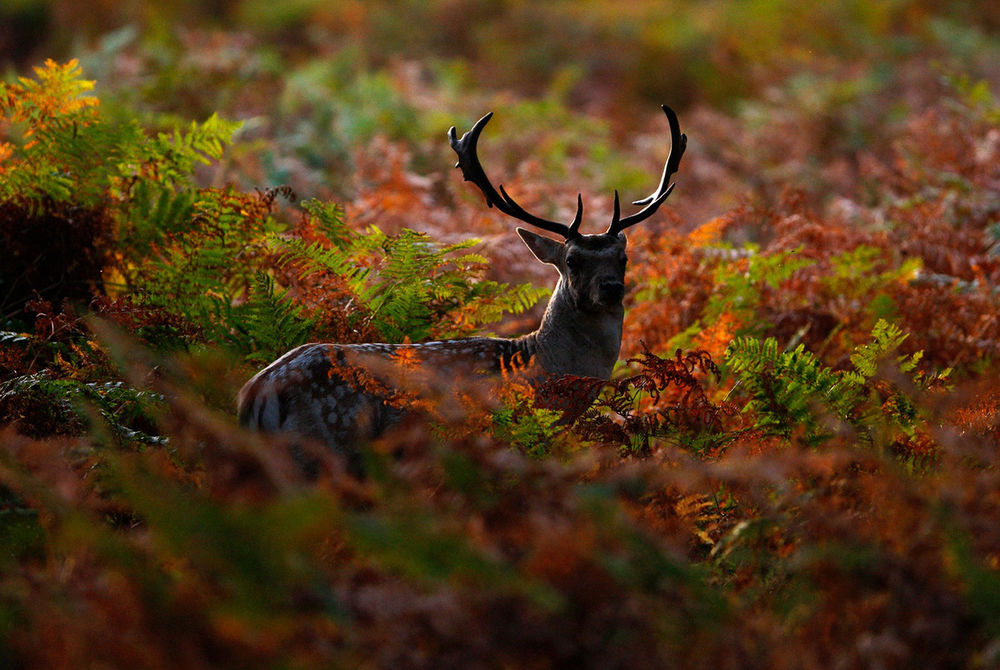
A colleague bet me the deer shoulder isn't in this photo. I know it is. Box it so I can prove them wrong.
[237,106,687,459]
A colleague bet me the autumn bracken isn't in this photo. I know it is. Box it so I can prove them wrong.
[1,6,1000,667]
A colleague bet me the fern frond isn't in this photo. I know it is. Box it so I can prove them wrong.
[301,198,355,249]
[726,336,858,440]
[849,319,910,378]
[727,319,941,452]
[149,113,241,185]
[218,270,316,363]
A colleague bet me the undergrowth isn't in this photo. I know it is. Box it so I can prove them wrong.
[1,23,999,669]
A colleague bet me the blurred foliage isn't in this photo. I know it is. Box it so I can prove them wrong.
[1,3,1000,668]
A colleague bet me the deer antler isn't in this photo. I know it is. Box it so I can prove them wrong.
[449,112,583,240]
[605,105,687,236]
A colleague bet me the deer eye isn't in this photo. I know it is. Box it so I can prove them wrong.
[565,255,583,271]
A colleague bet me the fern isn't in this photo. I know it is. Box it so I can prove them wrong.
[272,205,547,343]
[301,198,356,250]
[217,270,316,364]
[726,319,946,450]
[491,402,565,458]
[727,337,857,442]
[702,246,814,335]
[572,347,731,456]
[120,180,197,262]
[844,319,915,382]
[822,246,921,321]
[142,113,242,187]
[1,59,124,206]
[0,372,164,445]
[122,187,291,346]
[0,59,256,335]
[1,60,240,209]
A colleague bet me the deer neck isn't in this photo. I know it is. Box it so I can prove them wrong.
[520,276,624,380]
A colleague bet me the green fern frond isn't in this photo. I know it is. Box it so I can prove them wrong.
[0,372,165,445]
[727,336,859,441]
[849,319,910,378]
[149,113,242,186]
[271,236,369,284]
[218,270,316,363]
[124,180,197,257]
[727,319,940,450]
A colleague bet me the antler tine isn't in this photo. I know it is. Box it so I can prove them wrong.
[449,112,583,240]
[606,104,687,236]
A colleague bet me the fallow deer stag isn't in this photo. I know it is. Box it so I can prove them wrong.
[237,105,686,464]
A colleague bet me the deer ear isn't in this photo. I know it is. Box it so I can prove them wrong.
[516,228,564,265]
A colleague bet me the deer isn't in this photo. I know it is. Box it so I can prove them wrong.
[237,105,686,469]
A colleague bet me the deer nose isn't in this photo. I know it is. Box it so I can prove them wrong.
[599,279,625,303]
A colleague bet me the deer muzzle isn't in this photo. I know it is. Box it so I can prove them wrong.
[598,279,626,305]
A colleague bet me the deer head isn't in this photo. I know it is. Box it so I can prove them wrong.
[448,104,686,314]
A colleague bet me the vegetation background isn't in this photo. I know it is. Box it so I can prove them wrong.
[2,1,1000,667]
